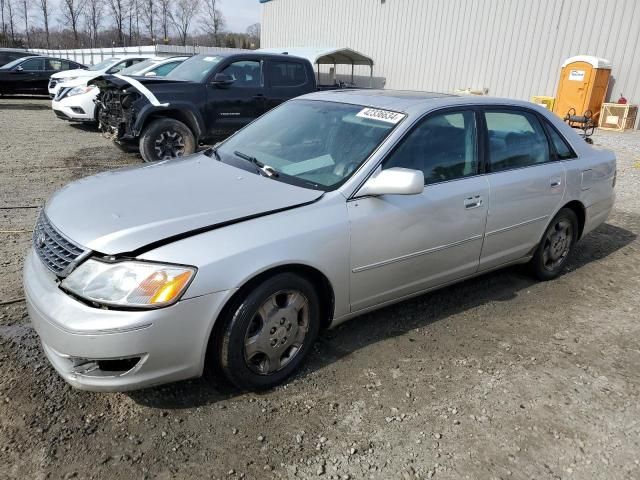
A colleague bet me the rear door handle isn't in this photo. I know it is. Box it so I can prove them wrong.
[464,195,483,209]
[550,178,562,188]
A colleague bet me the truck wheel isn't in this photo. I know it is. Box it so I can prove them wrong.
[139,118,196,162]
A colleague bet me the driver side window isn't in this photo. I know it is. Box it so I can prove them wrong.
[221,60,262,88]
[383,110,478,185]
[20,58,45,71]
[107,61,128,74]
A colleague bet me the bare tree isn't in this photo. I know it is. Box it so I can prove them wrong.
[1,0,6,39]
[140,0,152,40]
[36,0,50,47]
[158,0,169,43]
[84,0,102,47]
[61,0,85,46]
[200,0,223,46]
[6,0,16,44]
[169,0,198,46]
[20,0,29,46]
[105,0,126,45]
[246,22,260,48]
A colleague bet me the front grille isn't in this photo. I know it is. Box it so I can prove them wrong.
[49,79,57,89]
[33,212,86,277]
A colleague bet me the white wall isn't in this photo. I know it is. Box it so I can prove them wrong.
[262,0,640,106]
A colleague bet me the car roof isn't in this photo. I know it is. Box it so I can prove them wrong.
[0,48,36,53]
[190,52,310,61]
[301,89,547,115]
[16,55,78,61]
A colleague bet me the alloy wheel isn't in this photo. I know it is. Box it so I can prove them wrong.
[154,130,186,159]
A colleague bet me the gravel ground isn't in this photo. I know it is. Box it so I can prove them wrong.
[1,98,639,480]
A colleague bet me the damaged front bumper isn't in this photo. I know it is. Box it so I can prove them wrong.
[23,248,232,392]
[93,80,142,143]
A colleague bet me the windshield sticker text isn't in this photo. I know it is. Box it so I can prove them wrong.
[356,108,405,124]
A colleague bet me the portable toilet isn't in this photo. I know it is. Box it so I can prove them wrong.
[553,55,612,121]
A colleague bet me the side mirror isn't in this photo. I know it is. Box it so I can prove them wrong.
[144,71,157,77]
[14,65,23,72]
[212,73,235,86]
[357,167,424,197]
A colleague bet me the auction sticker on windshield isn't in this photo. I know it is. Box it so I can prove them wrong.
[356,108,405,124]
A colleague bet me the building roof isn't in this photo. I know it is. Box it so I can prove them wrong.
[258,47,374,66]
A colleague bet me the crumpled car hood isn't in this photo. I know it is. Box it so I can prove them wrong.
[45,153,323,255]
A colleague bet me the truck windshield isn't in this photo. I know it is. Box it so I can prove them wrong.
[215,100,405,191]
[166,55,223,82]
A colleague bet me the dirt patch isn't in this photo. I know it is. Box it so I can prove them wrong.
[1,98,640,480]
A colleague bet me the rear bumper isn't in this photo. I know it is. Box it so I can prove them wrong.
[23,249,233,392]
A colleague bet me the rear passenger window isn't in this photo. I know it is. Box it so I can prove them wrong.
[47,59,62,70]
[546,125,576,160]
[485,110,550,172]
[383,111,478,185]
[269,61,307,87]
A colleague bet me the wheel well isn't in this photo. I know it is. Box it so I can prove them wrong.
[562,200,586,239]
[204,264,335,376]
[144,109,200,140]
[226,265,335,330]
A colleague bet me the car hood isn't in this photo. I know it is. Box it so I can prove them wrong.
[57,77,93,89]
[51,69,97,80]
[45,153,324,255]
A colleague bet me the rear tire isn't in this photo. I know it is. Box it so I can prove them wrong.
[139,118,196,162]
[530,208,579,281]
[213,273,321,391]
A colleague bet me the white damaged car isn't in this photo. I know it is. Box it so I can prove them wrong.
[52,56,187,124]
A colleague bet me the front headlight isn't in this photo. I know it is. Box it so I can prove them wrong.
[67,85,97,97]
[61,259,196,308]
[59,76,77,83]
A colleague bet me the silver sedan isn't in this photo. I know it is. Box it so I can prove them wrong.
[23,90,616,391]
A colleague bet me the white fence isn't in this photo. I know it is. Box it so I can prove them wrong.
[28,45,251,66]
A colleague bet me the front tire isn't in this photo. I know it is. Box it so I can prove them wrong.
[139,118,196,162]
[530,208,579,281]
[214,273,321,391]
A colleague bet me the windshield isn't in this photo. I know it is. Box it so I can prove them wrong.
[166,55,223,82]
[0,57,30,69]
[119,59,156,76]
[216,100,405,190]
[88,58,120,71]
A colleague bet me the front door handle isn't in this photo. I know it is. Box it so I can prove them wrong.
[464,195,483,209]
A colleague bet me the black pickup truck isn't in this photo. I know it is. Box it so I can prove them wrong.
[93,52,325,162]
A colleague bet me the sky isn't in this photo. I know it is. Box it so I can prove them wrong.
[223,0,263,33]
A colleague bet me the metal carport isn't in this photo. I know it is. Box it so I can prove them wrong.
[258,47,375,87]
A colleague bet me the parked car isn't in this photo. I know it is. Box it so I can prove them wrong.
[0,56,85,96]
[93,52,324,162]
[51,56,188,123]
[23,91,616,392]
[48,56,151,98]
[0,48,37,67]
